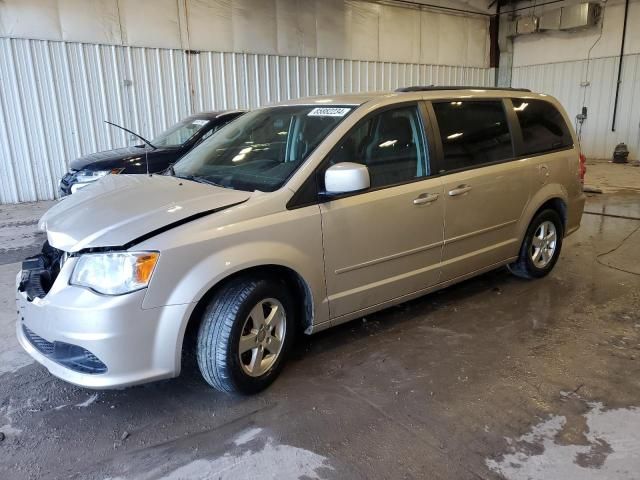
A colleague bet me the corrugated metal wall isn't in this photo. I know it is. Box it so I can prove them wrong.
[0,37,495,204]
[512,54,640,161]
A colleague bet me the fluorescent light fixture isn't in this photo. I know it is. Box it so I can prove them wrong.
[447,132,463,140]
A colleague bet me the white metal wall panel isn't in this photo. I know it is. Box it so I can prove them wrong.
[232,0,278,55]
[0,38,495,204]
[512,54,640,161]
[185,0,234,53]
[379,4,421,64]
[1,0,492,68]
[275,0,318,58]
[58,0,122,46]
[118,0,182,49]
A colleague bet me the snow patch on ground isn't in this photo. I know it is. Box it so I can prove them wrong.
[0,402,23,437]
[75,394,98,408]
[157,428,333,480]
[487,402,640,480]
[233,427,262,446]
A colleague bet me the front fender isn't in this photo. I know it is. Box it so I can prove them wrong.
[139,205,327,320]
[157,241,322,308]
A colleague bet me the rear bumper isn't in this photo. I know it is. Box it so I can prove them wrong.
[565,193,586,236]
[16,271,192,389]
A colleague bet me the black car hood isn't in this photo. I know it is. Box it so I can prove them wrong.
[70,146,177,171]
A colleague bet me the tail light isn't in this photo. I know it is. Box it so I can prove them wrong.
[579,153,586,183]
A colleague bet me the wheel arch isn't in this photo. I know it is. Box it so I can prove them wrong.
[532,197,567,233]
[180,263,314,363]
[518,184,569,243]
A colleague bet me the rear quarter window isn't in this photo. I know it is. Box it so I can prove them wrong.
[512,99,573,156]
[432,100,513,172]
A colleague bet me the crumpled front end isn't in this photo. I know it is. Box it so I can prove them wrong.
[18,241,65,301]
[16,242,192,389]
[58,170,78,197]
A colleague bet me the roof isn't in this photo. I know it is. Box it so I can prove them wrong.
[270,93,387,107]
[266,87,548,109]
[395,86,531,93]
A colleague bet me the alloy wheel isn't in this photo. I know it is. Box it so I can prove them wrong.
[238,298,287,377]
[530,220,557,268]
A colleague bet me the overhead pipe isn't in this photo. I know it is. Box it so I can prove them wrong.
[498,0,564,15]
[611,0,630,132]
[372,0,494,17]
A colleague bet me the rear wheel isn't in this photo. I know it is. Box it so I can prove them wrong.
[196,276,294,394]
[508,209,563,279]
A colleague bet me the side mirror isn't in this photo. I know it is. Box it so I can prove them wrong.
[324,162,370,195]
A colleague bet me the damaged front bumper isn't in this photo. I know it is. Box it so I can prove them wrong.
[16,248,192,389]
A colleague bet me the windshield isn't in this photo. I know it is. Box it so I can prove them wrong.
[172,105,353,192]
[150,117,211,147]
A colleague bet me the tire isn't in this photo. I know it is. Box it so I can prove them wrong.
[508,209,564,280]
[196,276,295,394]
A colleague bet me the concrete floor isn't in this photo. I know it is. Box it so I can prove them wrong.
[1,162,640,479]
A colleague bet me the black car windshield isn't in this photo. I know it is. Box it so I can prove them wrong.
[151,117,211,147]
[172,105,353,192]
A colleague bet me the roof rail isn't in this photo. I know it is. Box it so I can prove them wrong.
[395,85,532,93]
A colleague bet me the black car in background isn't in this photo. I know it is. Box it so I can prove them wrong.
[59,110,245,196]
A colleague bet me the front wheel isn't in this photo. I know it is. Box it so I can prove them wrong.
[508,209,564,279]
[196,277,294,394]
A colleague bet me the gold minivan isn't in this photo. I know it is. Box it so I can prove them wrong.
[17,87,585,394]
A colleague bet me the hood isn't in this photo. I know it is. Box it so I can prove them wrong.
[40,175,252,252]
[70,146,174,171]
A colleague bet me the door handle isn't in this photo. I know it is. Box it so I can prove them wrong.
[413,193,439,205]
[448,184,472,196]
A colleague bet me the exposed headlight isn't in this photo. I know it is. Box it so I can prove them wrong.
[71,168,124,193]
[75,169,112,183]
[70,252,159,295]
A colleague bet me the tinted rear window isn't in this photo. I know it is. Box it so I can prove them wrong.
[432,100,513,172]
[512,99,573,155]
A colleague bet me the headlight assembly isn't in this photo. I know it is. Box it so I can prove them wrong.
[70,252,159,295]
[74,168,123,184]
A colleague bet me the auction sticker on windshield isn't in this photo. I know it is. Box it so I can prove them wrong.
[192,119,209,126]
[307,107,351,117]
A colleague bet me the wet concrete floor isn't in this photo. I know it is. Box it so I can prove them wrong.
[1,181,639,479]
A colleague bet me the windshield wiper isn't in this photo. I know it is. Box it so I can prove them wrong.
[175,174,227,188]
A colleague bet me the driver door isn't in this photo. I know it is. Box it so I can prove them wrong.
[319,104,445,319]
